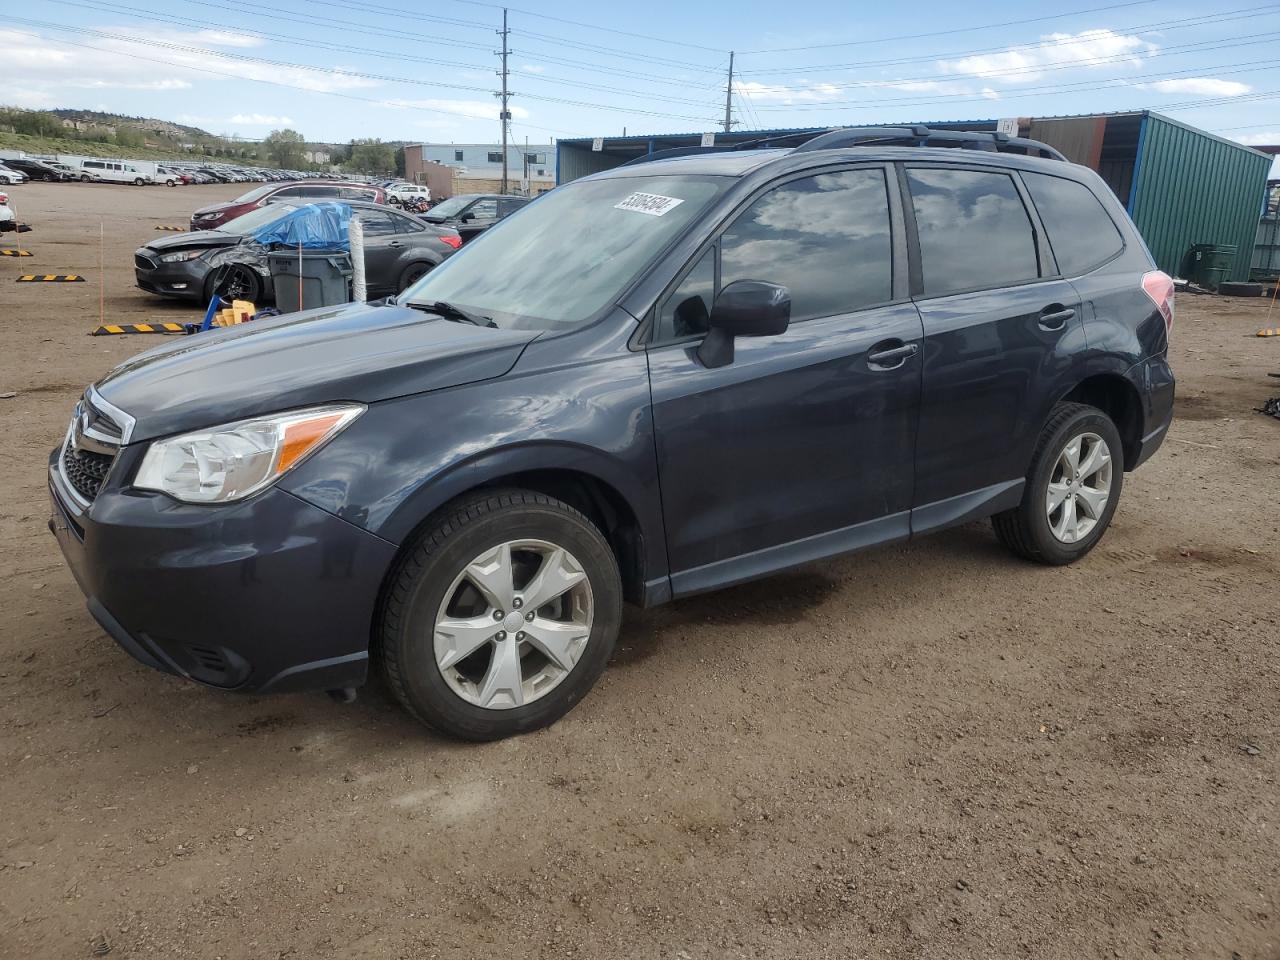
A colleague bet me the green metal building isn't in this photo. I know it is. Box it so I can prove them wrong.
[557,111,1272,282]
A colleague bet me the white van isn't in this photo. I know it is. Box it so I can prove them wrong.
[79,159,155,185]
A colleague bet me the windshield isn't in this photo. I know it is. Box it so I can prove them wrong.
[403,175,727,330]
[424,196,473,219]
[218,202,300,235]
[234,184,277,204]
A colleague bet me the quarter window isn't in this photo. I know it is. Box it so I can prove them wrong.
[1022,172,1124,276]
[719,168,894,323]
[906,168,1039,297]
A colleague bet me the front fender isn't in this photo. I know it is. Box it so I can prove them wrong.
[280,341,667,588]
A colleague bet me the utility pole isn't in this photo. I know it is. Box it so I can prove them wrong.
[497,8,511,194]
[723,50,735,134]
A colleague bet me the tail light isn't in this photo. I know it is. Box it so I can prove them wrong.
[1142,270,1175,335]
[438,234,463,250]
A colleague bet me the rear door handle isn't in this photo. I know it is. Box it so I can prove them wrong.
[1039,304,1075,330]
[867,340,919,370]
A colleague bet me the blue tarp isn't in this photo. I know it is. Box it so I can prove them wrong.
[250,201,351,250]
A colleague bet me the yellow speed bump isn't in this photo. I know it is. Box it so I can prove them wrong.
[16,275,85,282]
[1257,327,1280,337]
[0,249,32,257]
[91,322,188,336]
[154,226,186,232]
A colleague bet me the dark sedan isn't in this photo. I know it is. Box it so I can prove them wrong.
[4,157,75,182]
[419,194,530,242]
[135,201,462,304]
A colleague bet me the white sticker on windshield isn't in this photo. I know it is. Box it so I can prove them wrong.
[614,192,685,217]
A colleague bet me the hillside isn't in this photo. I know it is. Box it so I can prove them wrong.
[49,108,216,142]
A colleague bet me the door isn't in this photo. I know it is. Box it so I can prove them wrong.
[355,209,403,296]
[646,166,923,594]
[458,198,498,241]
[903,165,1086,519]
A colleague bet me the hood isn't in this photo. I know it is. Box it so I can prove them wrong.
[139,229,242,253]
[95,300,539,442]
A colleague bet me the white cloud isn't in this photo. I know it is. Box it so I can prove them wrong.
[518,64,546,74]
[0,26,379,103]
[737,80,841,103]
[1145,77,1251,97]
[193,30,265,48]
[228,113,294,125]
[383,98,531,121]
[1236,131,1280,145]
[942,29,1156,84]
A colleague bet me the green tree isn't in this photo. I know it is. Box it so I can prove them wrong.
[262,128,306,167]
[347,138,394,175]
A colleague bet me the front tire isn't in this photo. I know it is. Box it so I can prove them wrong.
[379,490,622,740]
[398,262,432,293]
[992,402,1124,565]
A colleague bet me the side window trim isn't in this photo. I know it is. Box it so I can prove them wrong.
[1009,170,1057,278]
[903,162,1054,302]
[645,161,904,348]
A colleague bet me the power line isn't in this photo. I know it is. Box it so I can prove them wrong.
[50,0,725,96]
[737,29,1280,96]
[744,59,1279,115]
[738,0,1159,54]
[739,3,1280,75]
[10,18,723,126]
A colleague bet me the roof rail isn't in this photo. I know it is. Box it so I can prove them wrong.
[620,145,739,167]
[791,126,1067,161]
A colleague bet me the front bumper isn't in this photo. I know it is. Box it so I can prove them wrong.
[134,256,211,301]
[48,446,398,693]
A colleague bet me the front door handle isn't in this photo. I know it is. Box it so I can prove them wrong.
[1039,304,1075,330]
[867,340,919,370]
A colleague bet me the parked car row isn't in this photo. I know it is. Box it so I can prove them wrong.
[136,199,463,304]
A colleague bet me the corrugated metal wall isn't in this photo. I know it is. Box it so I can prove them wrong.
[557,144,628,184]
[1129,114,1272,282]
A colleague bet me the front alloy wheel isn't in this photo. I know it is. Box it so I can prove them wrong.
[379,490,622,740]
[434,540,593,709]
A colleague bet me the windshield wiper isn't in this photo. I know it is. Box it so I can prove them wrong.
[407,299,496,328]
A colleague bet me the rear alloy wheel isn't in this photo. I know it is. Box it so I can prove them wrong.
[379,490,621,740]
[992,402,1124,565]
[133,178,145,186]
[80,174,91,182]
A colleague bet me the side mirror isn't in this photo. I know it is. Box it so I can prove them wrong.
[460,211,476,222]
[696,280,790,368]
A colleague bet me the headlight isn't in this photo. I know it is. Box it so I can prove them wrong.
[159,249,205,263]
[134,404,364,503]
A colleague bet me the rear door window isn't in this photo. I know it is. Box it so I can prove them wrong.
[358,211,398,237]
[1022,171,1125,276]
[906,168,1040,297]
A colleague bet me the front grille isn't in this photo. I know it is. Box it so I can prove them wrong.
[59,394,124,505]
[135,253,156,270]
[62,444,113,502]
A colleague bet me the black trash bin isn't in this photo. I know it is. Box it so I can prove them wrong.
[267,249,353,313]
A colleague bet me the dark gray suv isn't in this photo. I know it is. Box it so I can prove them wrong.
[49,128,1175,740]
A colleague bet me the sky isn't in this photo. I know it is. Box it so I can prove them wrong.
[2,0,1278,155]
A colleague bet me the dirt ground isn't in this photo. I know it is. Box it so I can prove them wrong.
[1,182,1277,960]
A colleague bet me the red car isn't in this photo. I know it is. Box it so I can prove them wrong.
[190,181,386,231]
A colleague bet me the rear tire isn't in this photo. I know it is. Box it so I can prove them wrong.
[80,174,91,182]
[992,402,1124,565]
[378,489,622,741]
